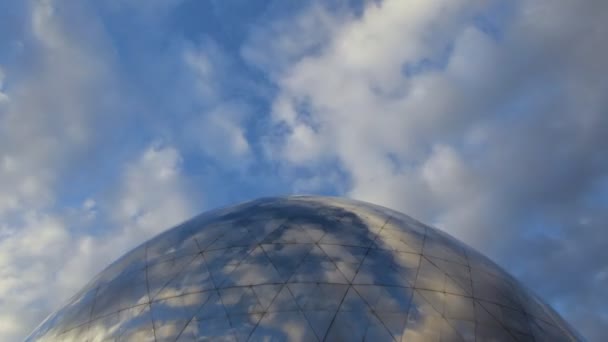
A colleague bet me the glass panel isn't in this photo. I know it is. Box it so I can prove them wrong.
[249,311,319,341]
[91,269,149,319]
[288,245,349,284]
[353,285,413,313]
[287,283,348,311]
[154,254,215,300]
[151,292,212,341]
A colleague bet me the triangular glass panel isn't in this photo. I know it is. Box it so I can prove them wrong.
[385,214,427,236]
[511,331,536,341]
[245,218,288,243]
[475,323,518,342]
[439,318,466,342]
[301,311,335,341]
[402,316,442,342]
[93,246,147,285]
[478,298,531,335]
[334,261,360,283]
[219,247,284,287]
[179,316,235,341]
[362,312,397,341]
[91,269,149,319]
[47,286,97,334]
[414,257,446,292]
[261,222,316,244]
[56,323,91,342]
[194,292,228,321]
[475,300,504,323]
[146,235,200,265]
[353,285,412,313]
[356,211,388,234]
[448,319,476,342]
[472,270,524,310]
[317,244,368,264]
[340,286,371,312]
[260,243,314,280]
[375,311,408,341]
[205,225,257,251]
[445,275,473,296]
[352,249,413,287]
[266,285,299,313]
[425,257,472,296]
[219,287,265,315]
[228,313,263,342]
[151,292,212,341]
[318,244,367,282]
[85,311,120,340]
[474,300,521,341]
[410,290,445,319]
[208,265,238,289]
[288,245,349,284]
[251,284,282,312]
[203,247,250,287]
[297,221,326,242]
[189,225,226,252]
[422,236,468,266]
[154,254,215,300]
[444,293,475,321]
[530,317,571,342]
[147,253,200,299]
[287,283,348,311]
[115,304,156,341]
[319,223,377,248]
[501,306,533,336]
[426,256,471,279]
[324,310,374,341]
[374,228,423,254]
[249,311,319,341]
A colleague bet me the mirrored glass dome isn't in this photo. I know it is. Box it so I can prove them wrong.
[27,196,581,341]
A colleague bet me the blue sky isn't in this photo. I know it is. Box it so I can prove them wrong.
[0,0,607,340]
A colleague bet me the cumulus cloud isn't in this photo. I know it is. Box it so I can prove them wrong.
[58,144,196,291]
[0,1,195,340]
[188,104,251,161]
[0,213,70,339]
[181,41,253,163]
[0,68,8,104]
[111,144,196,239]
[0,144,195,341]
[0,3,121,337]
[0,0,120,217]
[248,0,608,339]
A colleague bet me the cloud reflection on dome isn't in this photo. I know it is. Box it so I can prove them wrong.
[27,196,581,341]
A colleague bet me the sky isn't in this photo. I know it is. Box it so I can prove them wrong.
[0,0,606,340]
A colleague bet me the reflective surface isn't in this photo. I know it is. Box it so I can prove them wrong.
[27,196,581,341]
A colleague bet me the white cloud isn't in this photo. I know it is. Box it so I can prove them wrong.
[249,0,608,339]
[242,3,347,77]
[181,41,255,167]
[57,144,196,295]
[0,67,8,104]
[0,1,208,340]
[188,104,251,162]
[0,144,195,341]
[0,2,124,337]
[183,40,227,103]
[0,212,72,341]
[0,0,117,216]
[112,144,195,237]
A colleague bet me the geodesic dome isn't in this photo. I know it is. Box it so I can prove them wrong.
[27,196,580,341]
